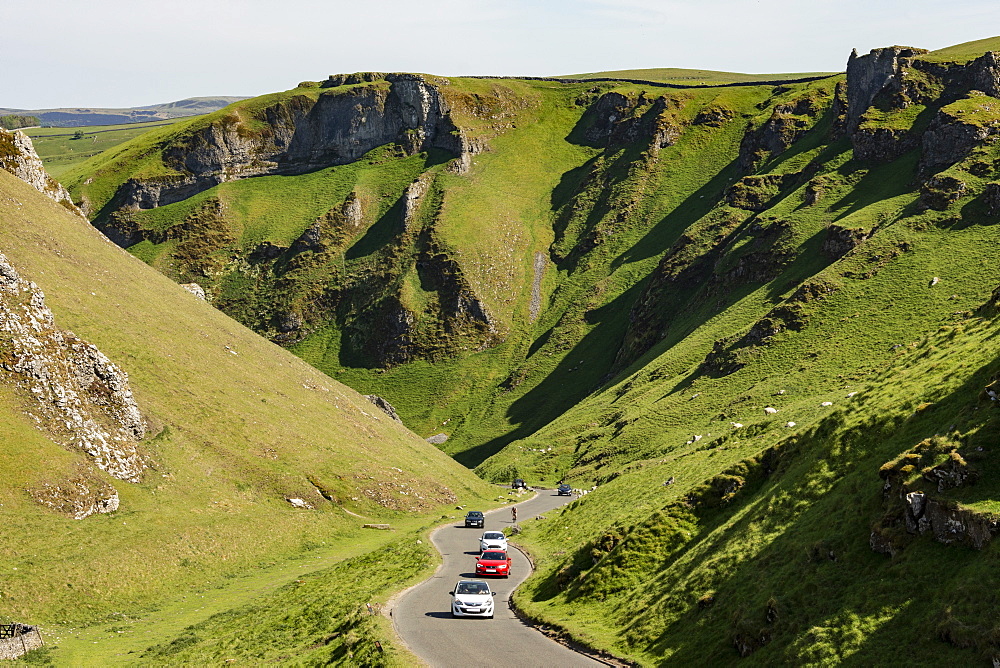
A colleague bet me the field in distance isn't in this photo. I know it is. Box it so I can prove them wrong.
[24,118,190,178]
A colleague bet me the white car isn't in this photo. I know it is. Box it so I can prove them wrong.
[450,580,496,618]
[479,531,508,552]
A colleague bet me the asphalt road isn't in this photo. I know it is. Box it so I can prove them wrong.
[392,489,601,666]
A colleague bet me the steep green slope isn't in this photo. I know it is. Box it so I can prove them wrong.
[54,39,1000,663]
[922,35,1000,62]
[24,118,190,178]
[0,168,495,662]
[472,44,1000,664]
[61,73,843,468]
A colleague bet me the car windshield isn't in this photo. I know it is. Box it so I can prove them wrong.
[457,582,488,595]
[481,551,506,560]
[468,512,482,517]
[484,532,504,540]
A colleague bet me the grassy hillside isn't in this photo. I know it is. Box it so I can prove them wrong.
[921,35,1000,62]
[0,168,496,664]
[24,118,190,178]
[52,35,1000,663]
[473,47,1000,664]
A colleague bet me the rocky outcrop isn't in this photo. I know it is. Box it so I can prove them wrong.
[852,126,920,163]
[28,471,120,520]
[903,493,999,549]
[104,75,468,216]
[845,46,929,131]
[584,92,683,150]
[822,224,871,259]
[875,441,998,552]
[726,174,798,211]
[846,46,1000,170]
[402,174,433,232]
[364,394,402,423]
[738,93,828,170]
[919,94,1000,174]
[699,279,831,377]
[983,182,1000,214]
[919,174,967,210]
[0,252,146,485]
[0,128,81,214]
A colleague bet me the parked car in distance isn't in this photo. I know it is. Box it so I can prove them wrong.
[464,510,485,528]
[480,530,508,552]
[476,550,512,578]
[450,580,496,618]
[557,483,573,496]
[512,478,528,490]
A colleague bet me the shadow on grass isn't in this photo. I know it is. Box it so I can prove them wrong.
[606,348,1000,663]
[345,194,405,260]
[830,151,920,223]
[454,285,644,468]
[612,157,743,271]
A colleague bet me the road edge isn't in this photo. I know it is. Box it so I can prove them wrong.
[506,538,633,667]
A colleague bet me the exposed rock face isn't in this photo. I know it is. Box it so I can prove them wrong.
[919,174,967,210]
[845,46,929,131]
[984,182,1000,214]
[103,75,469,216]
[364,394,402,423]
[738,93,828,170]
[852,126,919,163]
[0,128,81,214]
[0,252,146,484]
[584,92,683,150]
[822,224,871,259]
[402,174,432,232]
[876,443,998,552]
[181,282,207,300]
[920,95,1000,174]
[726,174,798,211]
[28,472,120,520]
[845,46,1000,171]
[904,493,999,549]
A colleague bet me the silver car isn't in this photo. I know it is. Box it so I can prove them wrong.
[450,580,496,618]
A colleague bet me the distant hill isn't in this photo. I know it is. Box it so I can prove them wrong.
[0,96,249,127]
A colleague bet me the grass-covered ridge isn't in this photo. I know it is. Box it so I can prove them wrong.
[557,67,839,85]
[48,36,1000,663]
[0,168,496,663]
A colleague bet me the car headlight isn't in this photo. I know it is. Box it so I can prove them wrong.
[498,564,508,569]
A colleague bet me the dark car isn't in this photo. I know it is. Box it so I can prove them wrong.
[465,511,485,528]
[512,478,528,490]
[557,483,573,496]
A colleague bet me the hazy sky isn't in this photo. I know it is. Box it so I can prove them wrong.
[5,0,1000,109]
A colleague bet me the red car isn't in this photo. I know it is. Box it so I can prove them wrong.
[476,550,512,578]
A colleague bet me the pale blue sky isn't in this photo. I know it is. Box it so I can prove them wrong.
[4,0,999,109]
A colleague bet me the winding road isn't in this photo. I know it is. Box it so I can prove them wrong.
[392,490,602,666]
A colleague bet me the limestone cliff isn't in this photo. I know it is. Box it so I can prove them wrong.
[0,252,146,497]
[0,128,81,214]
[98,74,470,218]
